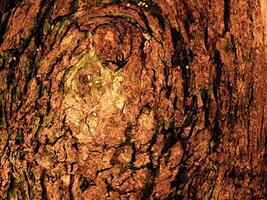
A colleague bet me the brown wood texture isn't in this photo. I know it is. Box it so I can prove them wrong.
[0,0,266,199]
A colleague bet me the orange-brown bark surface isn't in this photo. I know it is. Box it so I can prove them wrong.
[0,0,266,199]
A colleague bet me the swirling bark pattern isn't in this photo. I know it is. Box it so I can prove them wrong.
[0,0,266,199]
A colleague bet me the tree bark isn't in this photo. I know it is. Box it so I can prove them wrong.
[0,0,266,199]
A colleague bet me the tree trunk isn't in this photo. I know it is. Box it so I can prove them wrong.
[0,0,266,199]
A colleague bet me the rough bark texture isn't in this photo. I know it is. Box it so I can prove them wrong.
[0,0,266,199]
